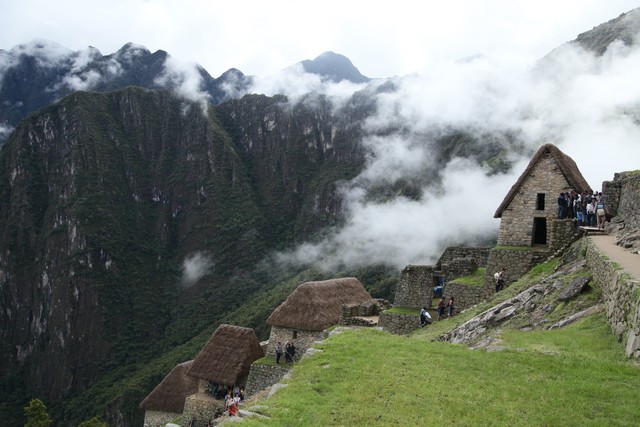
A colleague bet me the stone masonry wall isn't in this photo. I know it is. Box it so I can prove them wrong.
[393,265,434,308]
[497,153,577,247]
[603,171,640,253]
[585,238,640,358]
[143,410,180,427]
[266,326,327,360]
[484,247,550,294]
[443,282,486,311]
[182,394,224,425]
[436,247,491,270]
[378,311,421,335]
[245,364,290,397]
[548,219,579,253]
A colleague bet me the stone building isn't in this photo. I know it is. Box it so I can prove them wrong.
[182,324,264,423]
[486,143,590,288]
[139,360,197,427]
[264,277,372,358]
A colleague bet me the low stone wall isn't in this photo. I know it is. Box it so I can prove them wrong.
[245,364,290,397]
[182,393,224,425]
[437,246,491,269]
[266,326,327,360]
[442,282,486,311]
[585,238,640,358]
[484,247,550,292]
[143,410,180,427]
[378,311,419,335]
[549,219,579,253]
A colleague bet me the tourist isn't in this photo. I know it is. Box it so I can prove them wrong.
[275,341,283,364]
[494,270,505,292]
[557,193,567,219]
[419,306,432,327]
[285,341,296,363]
[447,297,456,317]
[596,199,607,229]
[437,297,446,321]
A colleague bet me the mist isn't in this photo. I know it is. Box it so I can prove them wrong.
[268,36,640,271]
[180,252,214,287]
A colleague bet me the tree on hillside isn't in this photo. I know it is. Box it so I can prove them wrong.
[78,416,107,427]
[23,398,52,427]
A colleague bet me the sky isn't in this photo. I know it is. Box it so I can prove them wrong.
[2,0,640,272]
[1,0,639,78]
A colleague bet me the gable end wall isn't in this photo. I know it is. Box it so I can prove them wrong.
[497,153,575,246]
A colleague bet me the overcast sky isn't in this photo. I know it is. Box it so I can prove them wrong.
[2,0,639,78]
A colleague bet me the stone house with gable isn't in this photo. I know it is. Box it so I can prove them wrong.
[139,360,197,427]
[264,277,373,359]
[486,143,591,288]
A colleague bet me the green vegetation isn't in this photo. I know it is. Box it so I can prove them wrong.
[450,267,486,287]
[241,314,639,426]
[24,399,52,427]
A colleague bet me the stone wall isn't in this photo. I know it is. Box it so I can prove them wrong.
[603,171,640,253]
[182,393,224,425]
[266,326,327,360]
[442,282,487,311]
[378,311,420,335]
[436,247,491,270]
[497,153,577,247]
[585,238,640,358]
[143,410,180,427]
[484,247,550,293]
[245,364,290,397]
[548,219,579,253]
[393,265,434,308]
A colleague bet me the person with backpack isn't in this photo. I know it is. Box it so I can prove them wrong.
[446,297,456,317]
[437,297,446,321]
[494,270,505,292]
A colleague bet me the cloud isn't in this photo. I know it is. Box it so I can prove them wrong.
[249,64,368,108]
[273,34,640,271]
[180,252,214,287]
[155,55,211,109]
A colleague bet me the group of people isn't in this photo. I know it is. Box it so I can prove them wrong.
[557,190,608,229]
[274,340,296,364]
[205,382,245,401]
[420,296,456,326]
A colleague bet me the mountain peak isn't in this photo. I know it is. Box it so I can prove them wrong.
[300,51,370,84]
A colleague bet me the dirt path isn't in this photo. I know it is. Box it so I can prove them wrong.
[589,234,640,281]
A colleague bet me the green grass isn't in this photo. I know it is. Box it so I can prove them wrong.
[450,267,486,287]
[241,314,640,426]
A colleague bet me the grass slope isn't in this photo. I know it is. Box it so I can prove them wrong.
[241,315,639,426]
[238,254,640,426]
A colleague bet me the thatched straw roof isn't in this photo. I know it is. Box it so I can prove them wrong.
[495,144,590,218]
[139,360,196,413]
[267,277,372,331]
[186,324,264,386]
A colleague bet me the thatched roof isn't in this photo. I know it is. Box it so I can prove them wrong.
[186,324,264,386]
[495,144,590,218]
[139,360,196,413]
[266,277,372,331]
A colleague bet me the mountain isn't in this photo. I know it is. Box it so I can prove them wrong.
[0,86,379,424]
[1,8,640,426]
[299,51,371,83]
[0,41,252,145]
[572,8,640,54]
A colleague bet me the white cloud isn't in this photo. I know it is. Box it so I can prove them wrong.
[180,252,214,287]
[155,55,210,110]
[274,30,640,271]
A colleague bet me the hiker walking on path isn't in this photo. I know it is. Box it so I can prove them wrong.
[596,199,607,229]
[420,306,432,327]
